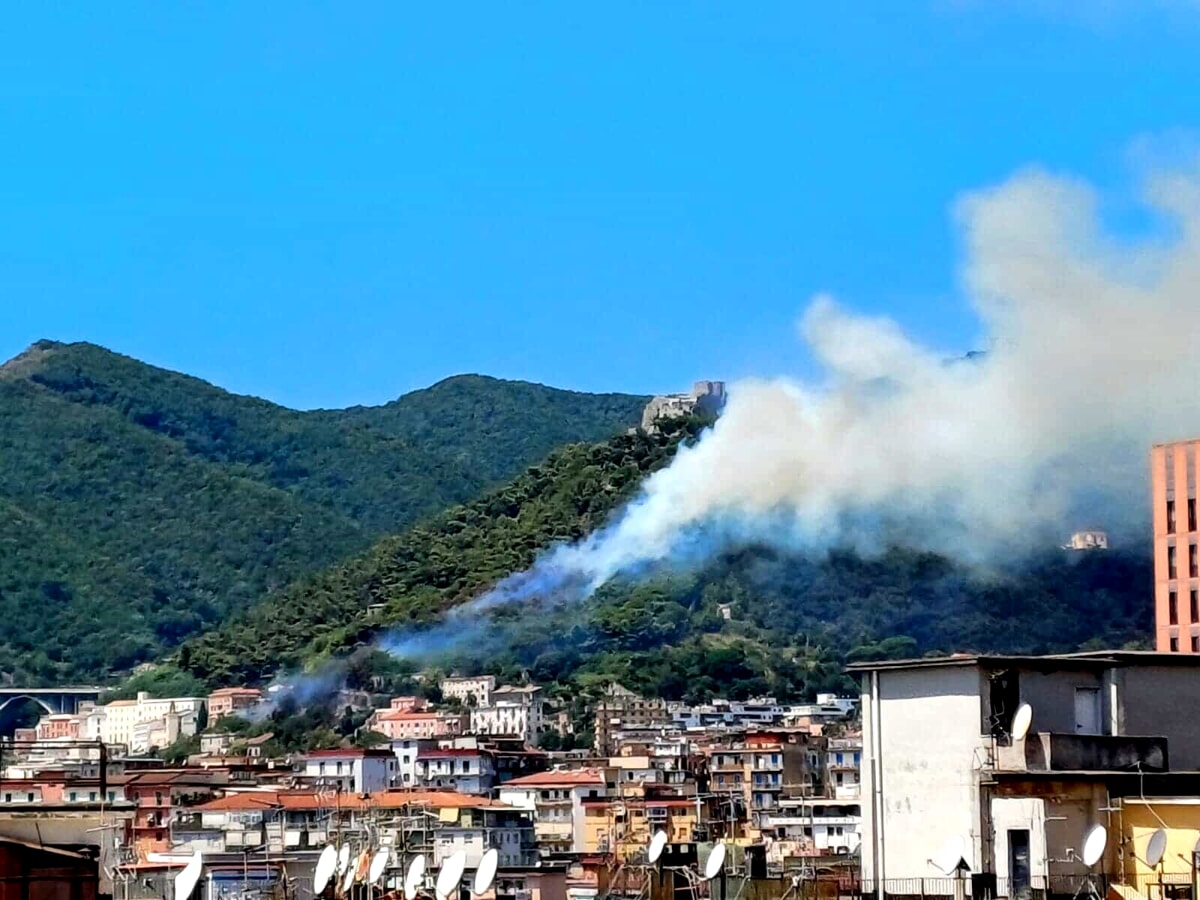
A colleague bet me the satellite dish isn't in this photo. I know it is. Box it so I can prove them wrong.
[703,843,727,881]
[355,850,372,885]
[342,859,358,894]
[338,845,352,875]
[175,851,204,900]
[1146,829,1168,868]
[314,845,339,894]
[933,836,968,876]
[1082,825,1108,868]
[369,850,390,886]
[473,849,499,895]
[648,830,668,864]
[404,855,427,900]
[1011,703,1033,741]
[436,851,467,900]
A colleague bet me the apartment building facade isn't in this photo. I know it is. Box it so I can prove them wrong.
[299,748,397,794]
[441,675,496,707]
[593,684,670,756]
[1153,439,1200,652]
[498,769,607,854]
[854,650,1200,896]
[206,687,262,720]
[470,687,545,743]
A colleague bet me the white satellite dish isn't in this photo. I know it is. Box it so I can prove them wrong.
[1146,829,1168,868]
[1082,825,1108,868]
[648,830,669,864]
[933,836,968,876]
[369,850,390,887]
[404,855,427,900]
[436,850,467,900]
[314,845,339,894]
[175,851,204,900]
[703,843,727,881]
[356,851,374,885]
[338,845,352,875]
[1011,703,1033,742]
[343,859,358,894]
[473,848,499,895]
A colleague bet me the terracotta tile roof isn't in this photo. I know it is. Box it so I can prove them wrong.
[501,768,605,787]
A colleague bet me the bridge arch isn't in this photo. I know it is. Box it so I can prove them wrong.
[0,695,56,717]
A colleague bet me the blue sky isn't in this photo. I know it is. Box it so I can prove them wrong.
[1,3,1197,408]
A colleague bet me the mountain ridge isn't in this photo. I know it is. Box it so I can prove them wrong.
[0,340,648,684]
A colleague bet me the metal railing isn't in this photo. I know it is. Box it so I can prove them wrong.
[855,874,1197,900]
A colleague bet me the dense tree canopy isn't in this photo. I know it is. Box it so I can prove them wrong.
[175,414,1153,740]
[0,340,646,684]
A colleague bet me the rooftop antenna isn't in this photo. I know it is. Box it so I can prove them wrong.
[1075,824,1108,900]
[930,836,970,900]
[354,849,372,885]
[473,849,499,895]
[1146,829,1168,868]
[703,843,727,881]
[1011,704,1033,742]
[1082,825,1107,868]
[647,830,668,866]
[404,855,427,900]
[436,850,467,900]
[314,845,339,895]
[175,851,204,900]
[369,849,390,889]
[342,847,360,896]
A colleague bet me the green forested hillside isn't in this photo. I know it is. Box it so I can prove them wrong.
[177,417,1153,721]
[0,340,647,683]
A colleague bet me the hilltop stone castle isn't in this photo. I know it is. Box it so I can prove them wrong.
[640,380,726,432]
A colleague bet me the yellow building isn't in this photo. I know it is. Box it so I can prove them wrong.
[1118,798,1200,886]
[583,798,699,861]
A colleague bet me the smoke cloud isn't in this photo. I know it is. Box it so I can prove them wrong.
[290,159,1190,684]
[438,163,1200,620]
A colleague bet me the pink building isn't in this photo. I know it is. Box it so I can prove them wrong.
[35,714,80,741]
[207,687,263,720]
[369,709,466,741]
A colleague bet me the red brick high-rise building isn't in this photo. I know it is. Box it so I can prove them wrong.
[1152,439,1200,652]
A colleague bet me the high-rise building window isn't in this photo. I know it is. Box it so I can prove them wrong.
[1191,544,1198,578]
[1192,589,1199,622]
[1169,499,1177,533]
[1170,590,1179,625]
[1171,637,1180,652]
[1190,498,1197,532]
[1169,545,1178,579]
[1192,635,1199,653]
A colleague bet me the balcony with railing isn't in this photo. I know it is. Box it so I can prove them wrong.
[993,732,1169,773]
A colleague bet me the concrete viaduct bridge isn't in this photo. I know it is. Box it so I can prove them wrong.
[0,687,102,724]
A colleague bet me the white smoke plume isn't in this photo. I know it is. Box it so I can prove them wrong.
[587,166,1200,567]
[367,161,1200,668]
[475,163,1200,604]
